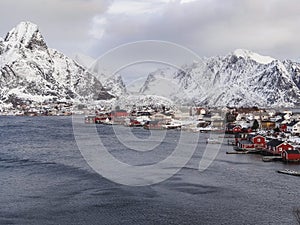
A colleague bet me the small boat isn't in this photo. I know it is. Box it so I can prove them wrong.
[277,169,300,176]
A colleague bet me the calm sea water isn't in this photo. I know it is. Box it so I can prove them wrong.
[0,116,299,225]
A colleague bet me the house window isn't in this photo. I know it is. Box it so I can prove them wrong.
[257,138,261,142]
[279,147,282,151]
[288,147,292,150]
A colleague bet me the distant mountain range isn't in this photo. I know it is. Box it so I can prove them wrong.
[1,21,300,109]
[138,49,300,107]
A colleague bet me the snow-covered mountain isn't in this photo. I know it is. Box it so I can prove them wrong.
[73,53,127,97]
[2,21,300,109]
[73,53,94,68]
[139,67,178,96]
[126,77,147,94]
[0,21,113,107]
[140,49,300,107]
[77,56,127,97]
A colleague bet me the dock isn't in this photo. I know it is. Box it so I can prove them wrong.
[226,151,249,154]
[262,156,282,162]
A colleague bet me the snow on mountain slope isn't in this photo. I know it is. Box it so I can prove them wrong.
[139,67,179,98]
[81,56,127,97]
[233,49,275,65]
[283,60,300,89]
[2,21,300,109]
[140,49,300,107]
[73,53,95,68]
[72,53,123,96]
[0,22,112,107]
[116,94,175,110]
[126,77,147,94]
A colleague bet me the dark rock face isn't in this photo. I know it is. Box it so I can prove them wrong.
[0,22,113,106]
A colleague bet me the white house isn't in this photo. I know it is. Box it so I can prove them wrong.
[286,121,300,134]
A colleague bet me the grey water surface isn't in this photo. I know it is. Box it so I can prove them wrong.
[0,116,299,225]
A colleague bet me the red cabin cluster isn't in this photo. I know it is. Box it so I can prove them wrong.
[235,133,266,151]
[266,140,294,155]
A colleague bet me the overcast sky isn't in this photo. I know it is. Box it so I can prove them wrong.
[1,0,300,62]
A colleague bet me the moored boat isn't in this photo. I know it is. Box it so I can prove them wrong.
[277,169,300,176]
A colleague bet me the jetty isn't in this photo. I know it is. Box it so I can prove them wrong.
[226,151,249,154]
[262,156,282,162]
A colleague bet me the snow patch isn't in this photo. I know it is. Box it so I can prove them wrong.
[233,49,275,65]
[5,21,39,46]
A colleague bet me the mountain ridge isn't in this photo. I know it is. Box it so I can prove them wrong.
[139,49,300,107]
[1,21,300,109]
[0,21,113,109]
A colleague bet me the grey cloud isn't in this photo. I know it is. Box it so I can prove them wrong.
[0,0,110,55]
[1,0,300,61]
[90,0,300,60]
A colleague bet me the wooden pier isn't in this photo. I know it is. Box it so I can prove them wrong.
[226,151,249,154]
[262,156,282,162]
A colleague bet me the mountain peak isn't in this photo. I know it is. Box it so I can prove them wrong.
[4,21,47,50]
[232,49,275,65]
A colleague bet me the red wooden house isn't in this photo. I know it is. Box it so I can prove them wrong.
[95,113,110,124]
[236,134,266,151]
[248,134,266,149]
[281,150,300,162]
[237,140,255,150]
[111,110,129,118]
[266,140,294,155]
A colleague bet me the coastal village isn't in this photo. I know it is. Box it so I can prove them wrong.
[1,101,300,168]
[84,105,300,167]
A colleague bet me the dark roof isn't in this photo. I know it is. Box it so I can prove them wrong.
[287,120,298,127]
[248,134,265,139]
[111,110,127,113]
[276,118,284,123]
[283,150,300,154]
[267,139,284,147]
[235,133,248,138]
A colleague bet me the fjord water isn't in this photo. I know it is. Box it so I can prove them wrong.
[0,116,299,225]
